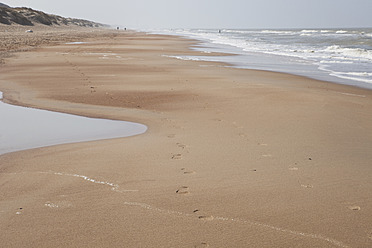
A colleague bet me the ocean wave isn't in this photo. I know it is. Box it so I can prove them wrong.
[320,60,353,64]
[223,29,255,34]
[324,45,372,60]
[155,28,372,88]
[301,30,319,33]
[329,72,372,84]
[341,72,372,77]
[318,63,372,84]
[261,30,295,35]
[336,30,348,34]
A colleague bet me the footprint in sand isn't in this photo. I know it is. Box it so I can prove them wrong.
[198,215,214,221]
[167,134,176,138]
[171,154,182,160]
[289,167,299,171]
[194,242,210,248]
[238,133,246,137]
[176,186,190,195]
[194,209,214,221]
[181,168,195,175]
[232,122,244,129]
[348,205,361,211]
[176,143,187,149]
[183,170,195,175]
[161,118,176,123]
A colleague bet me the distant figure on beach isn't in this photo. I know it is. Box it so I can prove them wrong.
[117,27,119,30]
[219,30,221,33]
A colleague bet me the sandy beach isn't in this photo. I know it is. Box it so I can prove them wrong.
[1,26,372,247]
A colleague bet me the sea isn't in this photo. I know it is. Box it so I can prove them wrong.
[151,28,372,89]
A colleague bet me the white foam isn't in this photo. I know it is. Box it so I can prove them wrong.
[162,55,203,61]
[40,171,139,193]
[261,30,295,35]
[121,201,349,248]
[341,72,372,77]
[36,167,349,248]
[151,28,372,89]
[51,172,120,191]
[329,72,372,84]
[324,45,372,61]
[0,92,147,155]
[301,30,319,33]
[319,60,353,64]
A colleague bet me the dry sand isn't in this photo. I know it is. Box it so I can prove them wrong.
[0,25,372,248]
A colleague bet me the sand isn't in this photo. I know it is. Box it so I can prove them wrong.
[0,25,372,248]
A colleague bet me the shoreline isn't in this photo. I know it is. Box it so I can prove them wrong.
[1,28,372,247]
[155,28,372,91]
[2,24,371,94]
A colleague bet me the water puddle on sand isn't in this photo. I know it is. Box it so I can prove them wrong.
[0,91,147,155]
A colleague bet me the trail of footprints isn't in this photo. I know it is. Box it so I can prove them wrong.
[62,52,97,93]
[172,141,195,179]
[30,131,356,248]
[170,139,216,224]
[288,161,314,189]
[232,121,309,190]
[256,132,315,190]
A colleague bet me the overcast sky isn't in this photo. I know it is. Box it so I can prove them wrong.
[4,0,372,29]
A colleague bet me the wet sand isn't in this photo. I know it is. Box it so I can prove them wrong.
[1,26,372,247]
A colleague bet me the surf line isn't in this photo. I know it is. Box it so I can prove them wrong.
[39,171,139,193]
[44,167,349,248]
[122,201,350,248]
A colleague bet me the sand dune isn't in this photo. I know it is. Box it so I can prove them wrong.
[0,5,105,27]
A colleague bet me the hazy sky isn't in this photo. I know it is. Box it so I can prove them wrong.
[4,0,372,29]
